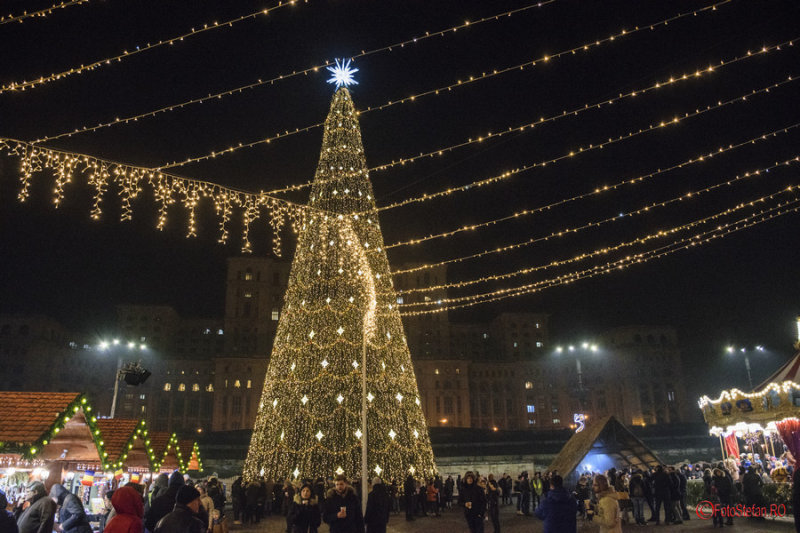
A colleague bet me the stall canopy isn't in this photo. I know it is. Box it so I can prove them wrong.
[178,439,203,472]
[0,392,110,476]
[149,431,182,473]
[95,418,155,472]
[548,416,663,483]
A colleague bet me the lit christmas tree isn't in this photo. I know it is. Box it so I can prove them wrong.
[243,81,436,482]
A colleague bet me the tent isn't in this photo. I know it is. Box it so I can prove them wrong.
[547,415,663,485]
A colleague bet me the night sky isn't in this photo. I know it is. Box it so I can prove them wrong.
[2,0,800,404]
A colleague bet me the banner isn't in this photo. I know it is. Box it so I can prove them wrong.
[724,433,740,458]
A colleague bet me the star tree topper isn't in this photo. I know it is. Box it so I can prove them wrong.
[327,58,359,88]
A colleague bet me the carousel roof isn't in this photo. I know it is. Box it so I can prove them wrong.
[755,350,800,391]
[0,392,82,444]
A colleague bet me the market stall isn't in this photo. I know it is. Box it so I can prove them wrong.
[95,417,158,488]
[149,431,183,473]
[178,439,203,473]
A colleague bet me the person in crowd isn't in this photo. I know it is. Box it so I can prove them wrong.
[666,466,683,525]
[154,485,205,533]
[442,476,453,510]
[676,465,690,521]
[145,471,184,532]
[534,474,575,533]
[651,465,671,524]
[486,475,501,533]
[230,477,243,524]
[206,478,225,518]
[499,474,511,506]
[416,480,426,517]
[104,485,144,533]
[49,484,92,533]
[15,481,55,533]
[244,480,261,525]
[743,465,765,517]
[210,509,228,533]
[322,475,363,533]
[99,489,115,531]
[402,475,415,522]
[628,470,647,526]
[425,479,439,517]
[0,489,19,533]
[364,477,391,533]
[458,471,486,533]
[388,480,400,514]
[530,472,543,510]
[516,472,531,516]
[197,484,214,532]
[145,474,168,518]
[713,467,734,527]
[281,479,295,517]
[575,475,590,518]
[287,483,320,533]
[593,475,622,533]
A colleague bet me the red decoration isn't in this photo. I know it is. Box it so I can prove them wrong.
[776,418,800,457]
[724,433,740,458]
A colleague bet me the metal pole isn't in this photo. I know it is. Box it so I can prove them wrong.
[361,313,368,515]
[719,435,726,460]
[744,355,753,390]
[110,356,122,418]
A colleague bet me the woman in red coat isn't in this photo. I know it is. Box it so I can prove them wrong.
[104,485,144,533]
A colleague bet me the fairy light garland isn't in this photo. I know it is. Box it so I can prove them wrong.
[398,197,800,315]
[34,1,552,145]
[0,0,307,94]
[395,181,800,298]
[0,138,312,255]
[155,0,729,172]
[0,0,90,25]
[389,123,800,268]
[244,87,435,483]
[368,74,798,216]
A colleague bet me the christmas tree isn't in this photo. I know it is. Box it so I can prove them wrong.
[243,85,436,483]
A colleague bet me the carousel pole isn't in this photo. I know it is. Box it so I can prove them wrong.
[719,434,727,460]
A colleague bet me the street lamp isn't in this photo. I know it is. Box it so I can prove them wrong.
[554,342,600,412]
[98,339,151,417]
[725,345,764,390]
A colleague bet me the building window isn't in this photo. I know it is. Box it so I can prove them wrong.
[444,397,454,414]
[536,323,540,328]
[536,342,543,348]
[482,333,489,339]
[247,380,252,389]
[206,384,214,392]
[234,379,241,388]
[513,341,518,348]
[139,394,146,400]
[396,296,404,305]
[271,310,279,321]
[244,292,252,299]
[667,390,676,402]
[525,381,533,389]
[245,270,253,281]
[232,396,242,415]
[178,383,186,392]
[527,405,536,413]
[192,383,200,392]
[163,383,171,392]
[217,329,224,335]
[553,418,561,424]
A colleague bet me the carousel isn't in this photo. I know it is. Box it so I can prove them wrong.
[698,344,800,464]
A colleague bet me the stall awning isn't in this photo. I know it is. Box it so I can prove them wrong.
[95,418,154,472]
[149,431,181,472]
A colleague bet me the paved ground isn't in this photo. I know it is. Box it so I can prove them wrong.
[230,504,796,533]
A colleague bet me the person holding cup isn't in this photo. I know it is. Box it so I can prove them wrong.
[323,475,363,533]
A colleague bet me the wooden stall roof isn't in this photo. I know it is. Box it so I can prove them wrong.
[96,418,141,462]
[0,392,82,445]
[548,416,663,478]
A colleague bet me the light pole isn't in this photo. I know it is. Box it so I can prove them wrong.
[99,339,150,418]
[555,342,599,415]
[726,345,764,390]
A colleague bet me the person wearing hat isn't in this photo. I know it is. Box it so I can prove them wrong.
[15,482,56,533]
[145,471,184,532]
[323,475,363,533]
[153,485,205,533]
[49,484,92,533]
[287,483,321,533]
[458,471,486,533]
[365,477,391,533]
[0,489,19,533]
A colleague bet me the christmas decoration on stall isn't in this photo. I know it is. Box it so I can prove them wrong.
[244,85,436,482]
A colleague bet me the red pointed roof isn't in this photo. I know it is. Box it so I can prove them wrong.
[755,351,800,391]
[0,392,82,444]
[96,418,140,462]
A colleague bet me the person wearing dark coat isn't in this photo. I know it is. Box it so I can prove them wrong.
[458,471,486,533]
[0,489,19,533]
[144,471,184,532]
[322,476,363,533]
[231,477,243,523]
[534,475,576,533]
[49,484,92,533]
[743,466,765,514]
[244,480,261,524]
[651,466,671,525]
[364,478,391,533]
[667,466,683,525]
[486,475,501,533]
[287,484,321,533]
[16,482,56,533]
[207,478,226,516]
[402,475,415,521]
[153,485,205,533]
[104,486,144,533]
[713,468,734,526]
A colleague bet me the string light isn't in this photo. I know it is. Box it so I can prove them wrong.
[370,74,798,216]
[0,0,90,25]
[398,198,800,316]
[395,180,800,297]
[33,1,552,144]
[0,138,310,255]
[0,0,307,94]
[243,87,435,483]
[155,0,730,172]
[385,122,800,256]
[390,127,800,277]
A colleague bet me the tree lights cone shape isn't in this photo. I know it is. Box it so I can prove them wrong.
[244,87,436,482]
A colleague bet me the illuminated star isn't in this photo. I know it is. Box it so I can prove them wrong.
[327,58,359,88]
